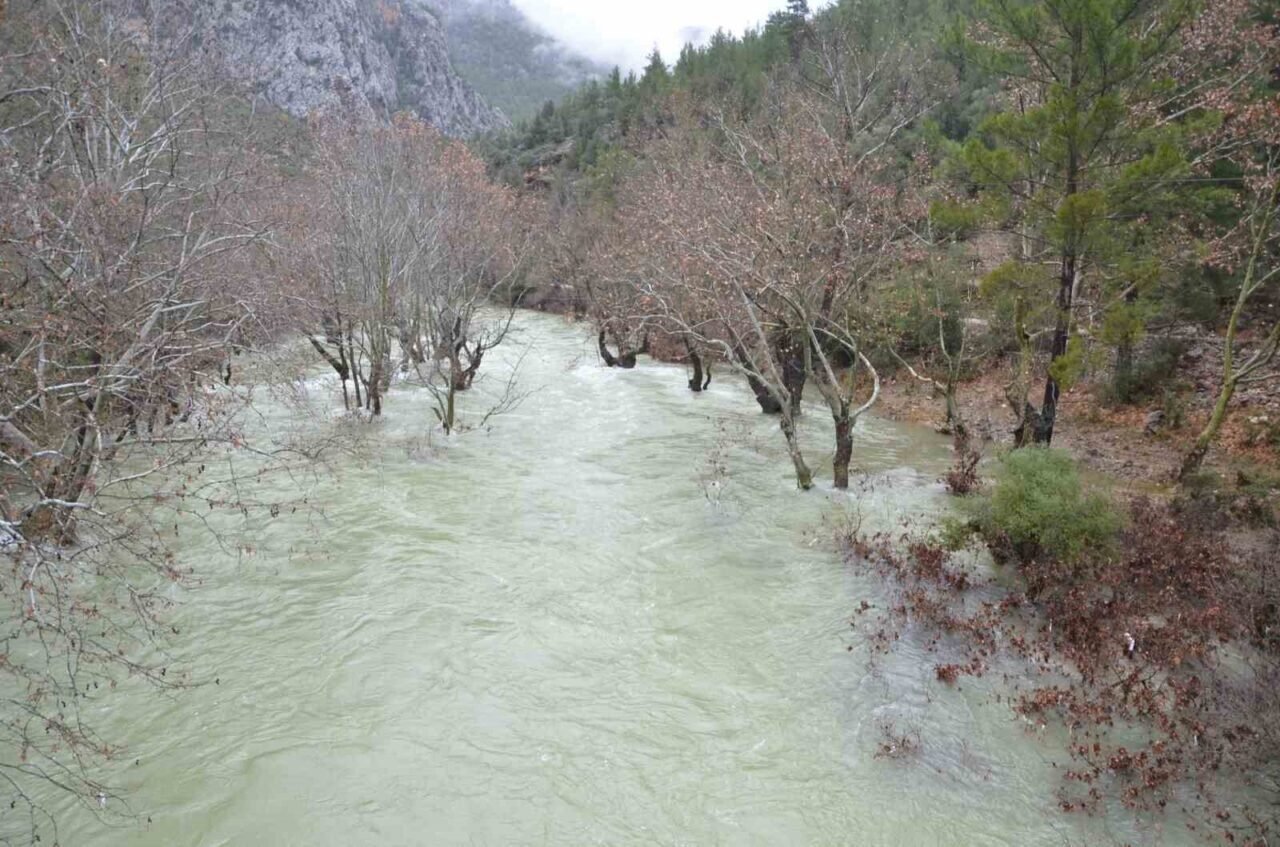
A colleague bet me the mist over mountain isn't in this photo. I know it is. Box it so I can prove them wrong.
[429,0,610,120]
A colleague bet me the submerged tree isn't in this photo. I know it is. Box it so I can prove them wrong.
[303,115,529,430]
[402,122,532,434]
[0,0,309,836]
[607,9,944,489]
[307,117,430,417]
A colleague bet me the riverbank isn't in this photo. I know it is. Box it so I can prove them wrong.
[835,337,1280,842]
[874,349,1280,497]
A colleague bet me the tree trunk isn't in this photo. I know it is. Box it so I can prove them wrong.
[348,323,363,411]
[1037,252,1076,446]
[597,329,618,367]
[777,336,806,415]
[1179,378,1236,481]
[443,383,457,434]
[449,349,470,392]
[307,335,351,411]
[1113,337,1134,403]
[745,372,782,413]
[779,411,814,490]
[368,342,386,417]
[833,415,853,490]
[376,345,392,399]
[732,342,781,413]
[598,329,641,368]
[461,344,484,389]
[686,341,705,393]
[1013,402,1044,448]
[942,380,965,439]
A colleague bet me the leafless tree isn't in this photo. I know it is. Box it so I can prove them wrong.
[607,22,946,489]
[0,2,323,838]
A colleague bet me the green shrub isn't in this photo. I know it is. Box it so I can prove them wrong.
[974,449,1121,564]
[933,515,978,552]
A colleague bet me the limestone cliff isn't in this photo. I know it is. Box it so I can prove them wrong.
[188,0,508,136]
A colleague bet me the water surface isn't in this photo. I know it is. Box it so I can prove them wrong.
[58,313,1187,845]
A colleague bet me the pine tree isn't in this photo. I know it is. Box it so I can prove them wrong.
[640,48,670,93]
[957,0,1202,445]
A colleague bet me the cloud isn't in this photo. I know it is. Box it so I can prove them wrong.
[508,0,788,73]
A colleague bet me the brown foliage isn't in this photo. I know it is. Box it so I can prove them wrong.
[942,432,982,496]
[847,498,1280,841]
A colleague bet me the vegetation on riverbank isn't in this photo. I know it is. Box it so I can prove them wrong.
[848,448,1279,841]
[0,2,527,838]
[487,0,1280,496]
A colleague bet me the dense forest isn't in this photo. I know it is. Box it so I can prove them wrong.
[2,0,1280,843]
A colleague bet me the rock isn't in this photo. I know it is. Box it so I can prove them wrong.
[1144,410,1166,435]
[162,0,508,137]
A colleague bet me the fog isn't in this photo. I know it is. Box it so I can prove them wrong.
[509,0,792,72]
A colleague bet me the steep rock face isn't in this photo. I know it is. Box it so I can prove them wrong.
[194,0,508,136]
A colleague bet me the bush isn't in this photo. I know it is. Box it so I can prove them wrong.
[975,448,1121,564]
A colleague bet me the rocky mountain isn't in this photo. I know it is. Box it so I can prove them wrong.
[427,0,609,121]
[188,0,509,136]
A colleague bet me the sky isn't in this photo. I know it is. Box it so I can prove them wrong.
[509,0,792,74]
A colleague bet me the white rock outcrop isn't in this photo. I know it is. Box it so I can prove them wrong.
[188,0,508,135]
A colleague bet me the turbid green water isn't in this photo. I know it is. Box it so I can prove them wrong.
[52,312,1191,845]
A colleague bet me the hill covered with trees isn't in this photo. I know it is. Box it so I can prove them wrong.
[430,0,610,121]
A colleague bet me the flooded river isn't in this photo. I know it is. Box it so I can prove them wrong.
[54,312,1188,845]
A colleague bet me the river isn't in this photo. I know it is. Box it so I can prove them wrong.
[53,312,1189,845]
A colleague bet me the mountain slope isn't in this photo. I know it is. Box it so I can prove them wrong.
[187,0,508,136]
[428,0,609,121]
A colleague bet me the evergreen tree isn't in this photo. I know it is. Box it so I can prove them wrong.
[640,48,670,95]
[956,0,1202,445]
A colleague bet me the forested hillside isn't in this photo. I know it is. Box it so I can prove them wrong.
[486,0,1279,488]
[430,0,609,121]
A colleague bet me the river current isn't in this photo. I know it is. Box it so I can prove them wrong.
[54,312,1191,845]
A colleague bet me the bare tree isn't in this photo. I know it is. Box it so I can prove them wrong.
[396,119,532,433]
[301,114,532,432]
[607,21,944,489]
[604,113,818,488]
[1180,149,1280,480]
[306,117,437,417]
[0,1,322,838]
